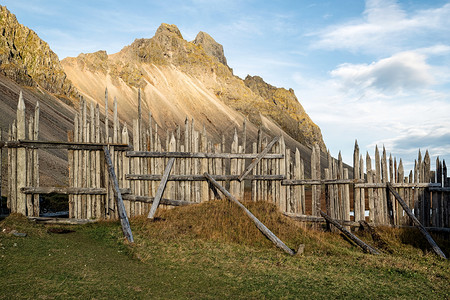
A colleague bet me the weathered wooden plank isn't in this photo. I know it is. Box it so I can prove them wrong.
[1,140,131,150]
[282,179,362,185]
[204,172,295,255]
[33,102,40,216]
[238,136,280,182]
[283,212,360,226]
[16,91,27,215]
[127,174,285,181]
[387,183,446,259]
[103,146,134,243]
[21,186,131,195]
[122,194,193,206]
[126,151,283,159]
[320,211,380,255]
[148,157,175,219]
[353,140,361,222]
[355,182,441,188]
[28,217,98,225]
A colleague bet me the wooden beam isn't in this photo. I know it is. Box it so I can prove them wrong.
[283,212,360,227]
[204,172,295,256]
[20,187,130,195]
[0,140,131,150]
[282,179,362,186]
[148,158,175,219]
[355,182,441,188]
[103,146,134,243]
[387,183,447,259]
[320,211,380,255]
[122,194,192,206]
[126,151,283,159]
[126,174,285,181]
[28,217,98,225]
[239,136,280,182]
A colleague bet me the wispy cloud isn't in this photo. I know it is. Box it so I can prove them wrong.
[310,0,450,54]
[330,51,435,97]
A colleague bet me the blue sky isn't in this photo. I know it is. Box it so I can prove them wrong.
[3,0,450,172]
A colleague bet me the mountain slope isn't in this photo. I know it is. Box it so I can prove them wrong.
[61,23,326,152]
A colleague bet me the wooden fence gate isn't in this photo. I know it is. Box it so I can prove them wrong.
[1,91,449,230]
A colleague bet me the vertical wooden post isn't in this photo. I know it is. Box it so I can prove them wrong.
[442,160,448,227]
[279,136,287,212]
[201,126,208,201]
[33,102,39,216]
[311,145,318,216]
[353,140,361,222]
[366,152,374,223]
[105,88,109,143]
[434,158,442,227]
[294,148,302,214]
[423,151,431,227]
[343,168,350,222]
[26,116,33,215]
[230,129,238,197]
[133,119,140,216]
[397,159,405,225]
[16,91,27,215]
[374,145,382,224]
[359,154,365,221]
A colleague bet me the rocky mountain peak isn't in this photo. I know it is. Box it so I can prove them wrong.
[0,5,78,100]
[155,23,183,39]
[193,31,228,67]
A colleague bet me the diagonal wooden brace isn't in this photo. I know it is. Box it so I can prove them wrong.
[204,172,295,255]
[103,146,134,243]
[147,157,175,219]
[238,136,280,182]
[387,183,447,259]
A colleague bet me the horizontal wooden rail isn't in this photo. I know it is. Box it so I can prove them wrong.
[21,187,131,195]
[282,179,363,186]
[122,195,193,207]
[283,212,360,227]
[126,151,284,159]
[0,140,131,150]
[126,174,285,181]
[355,182,441,188]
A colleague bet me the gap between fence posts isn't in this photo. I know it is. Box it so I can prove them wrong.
[103,146,134,243]
[203,172,295,256]
[386,183,447,259]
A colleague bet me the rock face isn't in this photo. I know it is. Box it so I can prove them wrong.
[0,5,77,100]
[192,31,228,67]
[62,23,326,151]
[244,75,325,151]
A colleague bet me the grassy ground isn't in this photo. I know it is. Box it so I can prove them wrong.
[0,201,449,299]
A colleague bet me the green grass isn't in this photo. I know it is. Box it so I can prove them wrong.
[0,202,449,299]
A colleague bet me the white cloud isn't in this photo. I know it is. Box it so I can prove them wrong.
[311,0,450,53]
[330,51,435,97]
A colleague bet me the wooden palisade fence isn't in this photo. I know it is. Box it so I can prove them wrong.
[0,90,449,231]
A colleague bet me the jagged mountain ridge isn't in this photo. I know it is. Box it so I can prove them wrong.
[61,23,326,151]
